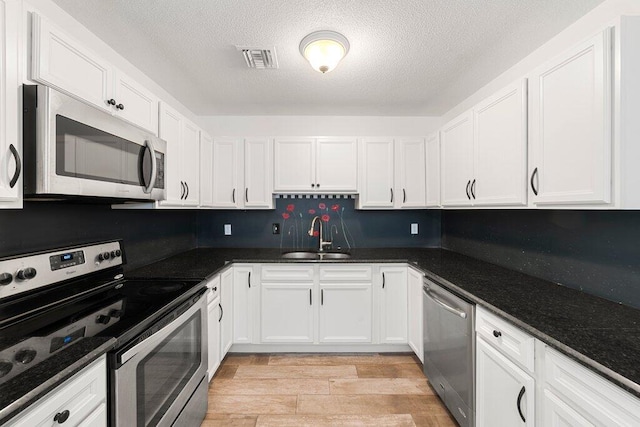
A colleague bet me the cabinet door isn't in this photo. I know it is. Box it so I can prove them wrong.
[425,133,441,208]
[319,283,372,343]
[220,268,233,359]
[441,111,474,207]
[199,133,214,208]
[407,268,423,362]
[244,138,273,208]
[181,119,200,206]
[112,71,159,134]
[158,103,183,205]
[31,13,112,113]
[529,29,612,206]
[542,389,592,427]
[476,338,535,427]
[395,138,426,208]
[378,267,408,344]
[274,138,315,192]
[233,266,256,344]
[316,138,358,192]
[212,138,242,208]
[0,0,20,207]
[207,297,221,381]
[357,138,394,208]
[261,282,314,343]
[474,80,527,206]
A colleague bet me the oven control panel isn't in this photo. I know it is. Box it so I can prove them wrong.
[0,241,123,300]
[0,300,123,384]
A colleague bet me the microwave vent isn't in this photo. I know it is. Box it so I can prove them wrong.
[237,46,278,69]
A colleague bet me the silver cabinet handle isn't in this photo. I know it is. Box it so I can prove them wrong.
[403,188,406,203]
[517,386,526,422]
[245,188,248,203]
[248,272,251,288]
[471,179,476,199]
[390,188,393,203]
[382,272,386,289]
[423,288,467,318]
[232,188,236,203]
[309,289,312,305]
[8,144,21,189]
[466,180,471,200]
[530,168,539,196]
[180,181,185,199]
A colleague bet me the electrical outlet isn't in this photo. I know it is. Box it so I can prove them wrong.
[272,223,281,234]
[411,223,419,235]
[224,224,232,235]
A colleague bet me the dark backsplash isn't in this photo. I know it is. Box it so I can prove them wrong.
[0,202,197,270]
[197,197,441,249]
[442,210,640,309]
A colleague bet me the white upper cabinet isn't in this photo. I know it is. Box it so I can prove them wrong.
[158,103,200,206]
[244,138,274,208]
[357,138,395,209]
[199,133,214,208]
[274,137,357,193]
[212,138,242,208]
[441,111,474,207]
[394,138,427,208]
[31,13,158,134]
[0,0,21,208]
[473,80,528,206]
[528,28,612,206]
[425,133,441,208]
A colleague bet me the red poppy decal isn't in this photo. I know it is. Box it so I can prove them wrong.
[282,212,290,219]
[321,214,330,222]
[313,231,319,237]
[286,204,295,212]
[308,209,316,214]
[331,204,339,212]
[318,203,326,209]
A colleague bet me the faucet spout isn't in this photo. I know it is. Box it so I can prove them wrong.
[308,216,332,252]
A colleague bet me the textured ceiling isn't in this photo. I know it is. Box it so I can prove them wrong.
[51,0,604,116]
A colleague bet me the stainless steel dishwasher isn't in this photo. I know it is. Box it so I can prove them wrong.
[423,278,475,427]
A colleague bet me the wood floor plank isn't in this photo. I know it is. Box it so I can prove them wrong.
[207,394,297,415]
[296,395,450,416]
[213,364,238,379]
[256,414,416,426]
[411,414,458,427]
[234,365,358,379]
[201,415,258,426]
[210,378,330,395]
[268,354,417,366]
[329,378,433,395]
[224,354,270,365]
[356,363,425,378]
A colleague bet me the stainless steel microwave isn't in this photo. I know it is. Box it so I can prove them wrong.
[23,85,166,201]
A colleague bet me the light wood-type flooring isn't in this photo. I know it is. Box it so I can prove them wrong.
[201,353,457,427]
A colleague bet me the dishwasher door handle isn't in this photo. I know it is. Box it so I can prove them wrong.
[423,287,467,318]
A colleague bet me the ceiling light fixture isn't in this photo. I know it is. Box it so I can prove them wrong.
[299,30,350,74]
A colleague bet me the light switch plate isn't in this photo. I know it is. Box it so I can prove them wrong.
[411,223,418,235]
[224,224,232,235]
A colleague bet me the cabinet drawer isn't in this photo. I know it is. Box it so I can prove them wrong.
[206,274,221,302]
[7,357,106,427]
[543,347,640,426]
[261,265,314,281]
[319,265,372,281]
[476,306,534,372]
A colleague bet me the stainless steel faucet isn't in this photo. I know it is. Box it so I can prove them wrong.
[308,216,332,252]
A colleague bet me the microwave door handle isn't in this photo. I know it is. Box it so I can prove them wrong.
[423,288,467,318]
[142,139,157,194]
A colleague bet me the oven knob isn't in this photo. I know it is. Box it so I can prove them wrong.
[96,314,111,324]
[0,360,13,378]
[14,348,37,365]
[115,249,122,257]
[108,309,123,318]
[103,252,111,260]
[0,273,12,286]
[110,251,118,258]
[16,268,37,281]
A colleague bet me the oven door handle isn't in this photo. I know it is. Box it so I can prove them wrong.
[119,291,206,365]
[423,286,467,319]
[142,139,158,194]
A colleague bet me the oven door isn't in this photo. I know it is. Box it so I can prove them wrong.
[113,296,207,427]
[25,85,166,201]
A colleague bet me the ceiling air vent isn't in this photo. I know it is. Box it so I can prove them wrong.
[237,46,279,69]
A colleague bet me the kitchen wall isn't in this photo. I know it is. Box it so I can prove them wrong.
[0,202,197,270]
[442,210,640,309]
[197,197,441,249]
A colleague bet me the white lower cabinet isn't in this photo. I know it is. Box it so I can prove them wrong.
[378,266,408,344]
[220,268,233,359]
[319,283,372,343]
[260,282,314,343]
[232,265,258,344]
[476,337,535,427]
[6,356,106,427]
[407,267,423,362]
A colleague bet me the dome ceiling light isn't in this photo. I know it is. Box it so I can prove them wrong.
[299,30,350,74]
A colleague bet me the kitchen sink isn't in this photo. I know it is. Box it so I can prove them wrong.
[280,251,351,260]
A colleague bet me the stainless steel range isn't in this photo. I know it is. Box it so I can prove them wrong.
[0,241,208,426]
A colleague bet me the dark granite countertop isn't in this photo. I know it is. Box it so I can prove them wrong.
[129,247,640,398]
[0,337,116,425]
